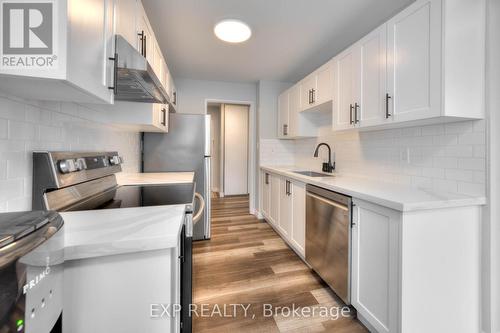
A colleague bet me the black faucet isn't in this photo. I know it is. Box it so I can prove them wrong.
[314,143,335,173]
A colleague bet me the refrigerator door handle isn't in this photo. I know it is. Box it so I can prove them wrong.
[204,115,211,156]
[204,156,211,239]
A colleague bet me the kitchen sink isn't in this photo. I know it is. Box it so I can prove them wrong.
[292,171,334,177]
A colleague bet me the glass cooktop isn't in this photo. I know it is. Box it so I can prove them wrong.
[60,183,195,212]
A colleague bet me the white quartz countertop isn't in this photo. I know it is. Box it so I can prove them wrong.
[261,166,486,212]
[116,172,195,185]
[61,205,186,261]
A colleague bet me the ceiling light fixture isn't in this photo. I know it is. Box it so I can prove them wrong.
[214,19,252,43]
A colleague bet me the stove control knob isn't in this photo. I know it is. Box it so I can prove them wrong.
[58,159,77,174]
[109,155,122,166]
[75,158,87,171]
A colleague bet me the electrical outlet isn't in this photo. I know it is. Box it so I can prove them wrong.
[400,147,410,164]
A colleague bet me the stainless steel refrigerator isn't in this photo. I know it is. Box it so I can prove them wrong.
[142,113,211,241]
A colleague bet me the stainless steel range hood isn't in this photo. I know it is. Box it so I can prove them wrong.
[112,35,169,104]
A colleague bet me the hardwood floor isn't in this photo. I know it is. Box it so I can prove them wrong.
[193,195,368,332]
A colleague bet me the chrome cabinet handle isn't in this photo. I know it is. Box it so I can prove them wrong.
[311,89,316,104]
[385,93,392,118]
[161,108,167,126]
[108,53,118,95]
[349,104,354,125]
[265,173,269,185]
[354,103,360,124]
[283,124,288,136]
[138,31,145,56]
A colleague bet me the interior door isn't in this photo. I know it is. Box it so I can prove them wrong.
[386,0,442,122]
[358,24,388,127]
[333,48,356,130]
[223,104,249,196]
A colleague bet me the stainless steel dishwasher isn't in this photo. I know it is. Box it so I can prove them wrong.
[305,184,352,305]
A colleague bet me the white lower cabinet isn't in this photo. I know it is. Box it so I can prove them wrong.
[352,198,482,333]
[260,170,306,257]
[279,178,292,238]
[289,181,306,255]
[351,199,400,333]
[261,172,271,218]
[269,173,281,226]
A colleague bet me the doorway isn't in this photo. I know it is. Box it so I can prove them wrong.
[207,103,250,198]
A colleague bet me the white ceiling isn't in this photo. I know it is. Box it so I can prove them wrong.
[142,0,414,83]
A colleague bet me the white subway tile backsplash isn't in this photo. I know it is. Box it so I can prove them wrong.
[445,121,473,134]
[458,158,486,171]
[433,157,458,169]
[445,145,473,157]
[0,98,25,121]
[284,120,486,197]
[445,169,474,182]
[8,121,36,140]
[0,91,141,212]
[421,124,444,136]
[473,145,486,158]
[457,182,485,196]
[458,132,486,145]
[0,119,7,139]
[0,179,23,202]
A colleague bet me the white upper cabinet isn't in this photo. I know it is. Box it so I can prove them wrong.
[0,0,116,104]
[300,75,317,111]
[115,0,138,48]
[386,0,441,123]
[315,62,334,105]
[277,85,317,139]
[333,47,357,130]
[278,90,290,138]
[357,24,388,127]
[300,62,333,111]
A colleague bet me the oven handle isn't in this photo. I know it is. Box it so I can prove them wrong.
[193,192,205,223]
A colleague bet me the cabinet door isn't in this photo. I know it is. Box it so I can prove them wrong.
[261,172,271,218]
[115,0,138,48]
[352,199,400,333]
[277,90,290,138]
[290,181,306,256]
[316,63,333,105]
[358,24,388,127]
[159,104,168,132]
[386,0,442,122]
[137,2,155,65]
[279,178,292,238]
[269,174,280,226]
[333,48,357,130]
[300,75,317,110]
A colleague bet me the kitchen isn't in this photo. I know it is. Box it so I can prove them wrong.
[0,0,498,333]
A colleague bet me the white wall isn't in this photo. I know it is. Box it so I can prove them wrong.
[207,105,221,192]
[175,78,257,114]
[0,91,141,212]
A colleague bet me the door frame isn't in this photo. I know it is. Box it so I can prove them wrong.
[205,99,256,215]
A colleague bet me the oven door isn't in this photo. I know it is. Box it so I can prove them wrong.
[180,216,192,333]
